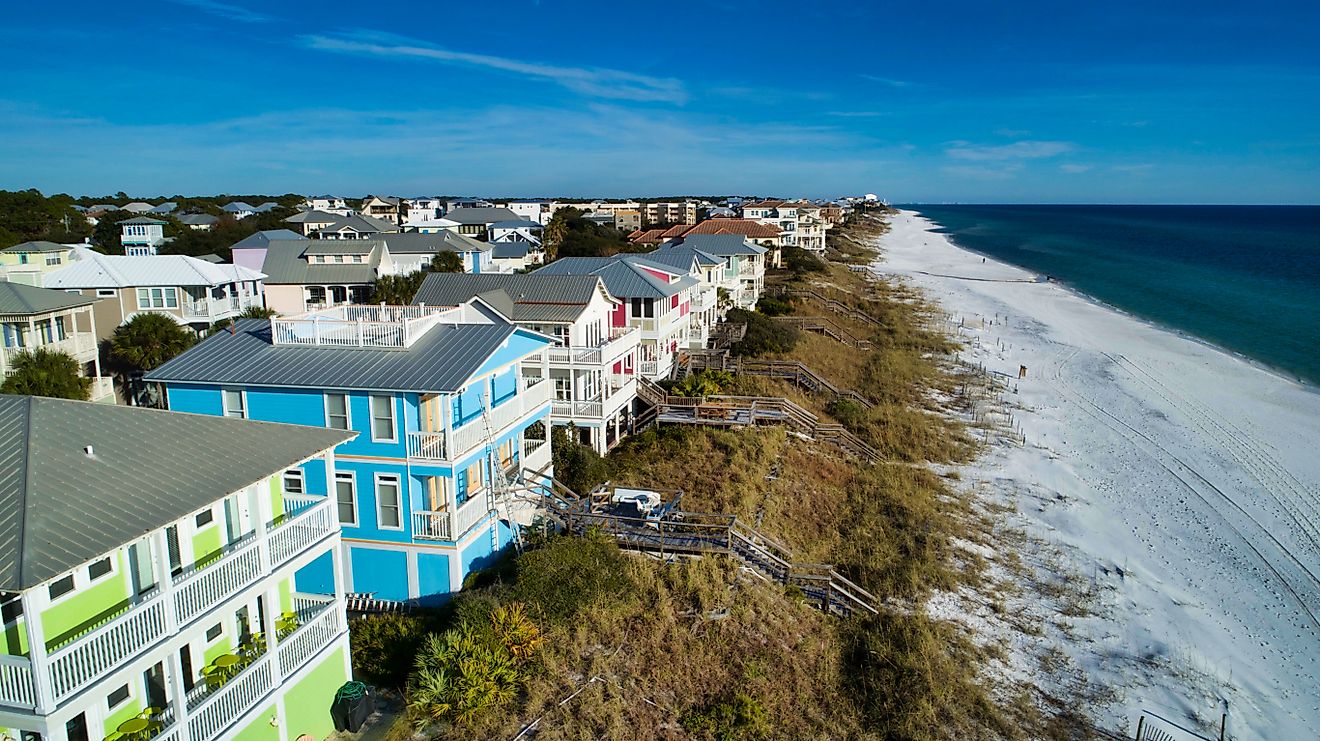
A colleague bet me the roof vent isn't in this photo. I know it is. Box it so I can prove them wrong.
[83,444,95,458]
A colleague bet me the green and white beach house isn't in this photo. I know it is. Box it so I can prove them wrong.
[0,396,356,741]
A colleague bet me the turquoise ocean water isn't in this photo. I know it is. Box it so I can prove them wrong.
[907,205,1320,386]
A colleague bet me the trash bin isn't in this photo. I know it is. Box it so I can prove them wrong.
[331,681,374,733]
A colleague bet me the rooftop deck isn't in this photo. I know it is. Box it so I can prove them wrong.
[270,304,465,349]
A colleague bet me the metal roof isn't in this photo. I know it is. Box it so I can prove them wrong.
[533,256,696,299]
[176,214,220,226]
[314,215,395,235]
[379,231,490,255]
[665,234,767,256]
[0,282,99,315]
[301,241,376,256]
[146,318,537,393]
[441,207,520,225]
[118,216,168,226]
[230,229,303,249]
[413,273,603,323]
[491,242,530,259]
[44,249,265,289]
[283,210,340,224]
[643,244,724,270]
[2,241,71,254]
[258,240,377,285]
[224,202,257,212]
[0,395,353,591]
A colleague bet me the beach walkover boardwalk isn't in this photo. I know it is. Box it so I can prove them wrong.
[523,471,879,618]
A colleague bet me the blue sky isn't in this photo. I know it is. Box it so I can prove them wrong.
[2,1,1318,202]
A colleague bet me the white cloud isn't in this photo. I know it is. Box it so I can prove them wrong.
[940,164,1024,181]
[1060,163,1093,173]
[170,0,271,23]
[302,32,687,104]
[859,74,913,88]
[945,140,1075,161]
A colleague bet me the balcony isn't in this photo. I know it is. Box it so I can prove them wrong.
[185,593,342,741]
[1,332,98,368]
[545,326,639,366]
[405,379,551,464]
[411,492,491,542]
[0,496,337,710]
[271,304,462,350]
[550,375,635,422]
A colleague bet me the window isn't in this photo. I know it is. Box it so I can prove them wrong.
[223,389,246,418]
[335,473,357,525]
[96,288,115,297]
[45,255,61,266]
[87,557,113,581]
[135,287,177,310]
[106,684,131,710]
[325,393,350,429]
[195,509,214,527]
[283,469,304,495]
[630,297,655,318]
[370,395,396,442]
[376,475,401,529]
[49,574,75,600]
[1,595,24,625]
[205,623,223,642]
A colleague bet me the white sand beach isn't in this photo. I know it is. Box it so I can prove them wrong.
[875,211,1320,740]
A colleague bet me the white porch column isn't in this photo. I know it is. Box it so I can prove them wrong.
[164,647,194,741]
[152,530,180,633]
[20,590,54,714]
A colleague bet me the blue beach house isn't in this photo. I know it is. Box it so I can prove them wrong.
[145,297,554,605]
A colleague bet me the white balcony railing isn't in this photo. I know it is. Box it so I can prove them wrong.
[639,360,660,377]
[182,296,247,319]
[271,304,460,350]
[552,399,603,419]
[412,509,452,541]
[3,496,340,709]
[276,594,341,678]
[406,430,447,461]
[449,379,550,457]
[1,332,98,366]
[544,326,640,366]
[454,492,492,537]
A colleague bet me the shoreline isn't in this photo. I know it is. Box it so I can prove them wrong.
[905,209,1320,391]
[872,210,1320,740]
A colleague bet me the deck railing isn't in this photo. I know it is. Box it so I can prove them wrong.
[406,430,448,461]
[13,497,338,709]
[411,509,452,541]
[454,492,492,538]
[545,326,639,365]
[271,304,460,349]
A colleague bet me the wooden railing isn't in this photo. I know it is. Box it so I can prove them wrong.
[772,316,872,349]
[538,477,879,617]
[768,286,882,326]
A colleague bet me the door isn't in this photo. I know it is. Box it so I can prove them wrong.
[427,477,449,512]
[420,394,443,432]
[144,662,167,710]
[128,541,158,596]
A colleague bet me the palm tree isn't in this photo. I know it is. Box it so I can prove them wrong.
[0,347,91,400]
[430,251,464,273]
[107,313,196,401]
[209,305,277,333]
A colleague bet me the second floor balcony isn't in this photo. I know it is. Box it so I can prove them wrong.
[405,377,551,464]
[0,494,336,711]
[544,325,639,366]
[1,331,98,369]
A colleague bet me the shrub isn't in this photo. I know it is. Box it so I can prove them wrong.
[550,425,610,496]
[671,369,734,398]
[754,296,794,316]
[512,534,633,623]
[408,622,525,726]
[0,348,91,400]
[783,246,826,274]
[826,398,867,429]
[681,693,771,740]
[727,309,800,357]
[350,613,430,688]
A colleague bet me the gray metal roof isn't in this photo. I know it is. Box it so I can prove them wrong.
[118,216,168,226]
[665,233,767,256]
[2,241,70,254]
[314,215,394,235]
[0,395,353,591]
[533,256,696,299]
[284,210,340,224]
[0,282,99,315]
[442,207,519,225]
[642,244,724,270]
[176,214,220,226]
[491,242,530,259]
[379,231,490,255]
[146,318,529,393]
[301,241,376,256]
[230,229,303,249]
[259,240,377,285]
[413,273,601,324]
[224,202,257,212]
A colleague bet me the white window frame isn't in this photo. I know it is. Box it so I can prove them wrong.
[282,468,305,496]
[106,683,133,712]
[335,472,358,526]
[375,473,403,530]
[369,394,396,442]
[222,388,247,419]
[324,393,351,430]
[194,506,217,529]
[86,555,117,584]
[204,622,225,647]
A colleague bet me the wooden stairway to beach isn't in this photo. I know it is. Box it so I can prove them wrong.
[522,470,878,618]
[772,315,873,349]
[769,286,884,328]
[681,353,875,411]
